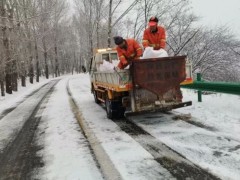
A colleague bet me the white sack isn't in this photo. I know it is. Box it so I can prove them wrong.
[99,60,115,72]
[98,59,130,72]
[142,47,168,59]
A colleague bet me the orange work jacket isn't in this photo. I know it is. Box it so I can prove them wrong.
[116,39,143,69]
[142,26,166,50]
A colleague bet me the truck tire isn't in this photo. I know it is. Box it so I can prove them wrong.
[93,90,100,104]
[105,98,125,119]
[118,106,125,118]
[105,98,118,119]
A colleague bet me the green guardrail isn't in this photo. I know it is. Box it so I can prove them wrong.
[181,73,240,102]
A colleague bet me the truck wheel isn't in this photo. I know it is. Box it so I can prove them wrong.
[93,90,100,104]
[118,106,125,118]
[105,98,118,119]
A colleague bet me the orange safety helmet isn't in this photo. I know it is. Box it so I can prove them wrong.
[148,16,158,26]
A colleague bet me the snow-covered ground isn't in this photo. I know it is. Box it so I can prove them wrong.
[0,78,51,114]
[175,90,240,179]
[68,75,174,180]
[0,74,239,180]
[34,78,104,180]
[131,90,240,180]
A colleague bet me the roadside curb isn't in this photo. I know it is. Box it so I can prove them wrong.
[67,83,122,180]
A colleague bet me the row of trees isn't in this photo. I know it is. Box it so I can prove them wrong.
[1,0,240,96]
[0,0,82,96]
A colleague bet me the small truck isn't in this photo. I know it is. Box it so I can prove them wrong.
[89,48,193,119]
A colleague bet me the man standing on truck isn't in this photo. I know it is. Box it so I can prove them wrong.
[113,36,142,69]
[142,17,182,102]
[142,16,166,50]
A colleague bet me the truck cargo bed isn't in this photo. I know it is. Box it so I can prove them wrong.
[92,70,131,91]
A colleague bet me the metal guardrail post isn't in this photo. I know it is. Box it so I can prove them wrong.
[197,73,202,102]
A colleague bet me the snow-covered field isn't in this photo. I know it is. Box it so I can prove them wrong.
[131,91,240,179]
[0,74,239,180]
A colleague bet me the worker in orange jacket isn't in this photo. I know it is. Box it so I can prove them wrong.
[142,16,166,50]
[142,17,182,102]
[113,36,143,69]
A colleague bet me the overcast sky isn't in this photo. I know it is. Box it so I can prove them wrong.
[191,0,240,38]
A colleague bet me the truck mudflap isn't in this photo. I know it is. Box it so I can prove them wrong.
[124,101,192,117]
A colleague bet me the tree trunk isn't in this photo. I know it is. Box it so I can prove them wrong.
[74,52,78,73]
[20,61,26,87]
[72,66,74,75]
[44,52,49,79]
[11,56,18,91]
[96,22,100,48]
[43,30,49,79]
[5,74,12,94]
[107,0,113,48]
[2,6,12,94]
[22,0,34,84]
[80,55,82,73]
[55,45,59,77]
[50,55,54,78]
[95,1,103,48]
[36,61,40,82]
[21,75,26,87]
[89,0,93,57]
[12,72,18,91]
[8,6,17,92]
[1,81,5,96]
[29,56,34,84]
[35,39,40,82]
[144,0,147,28]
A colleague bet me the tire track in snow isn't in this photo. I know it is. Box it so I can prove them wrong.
[0,83,49,121]
[113,118,221,180]
[0,80,59,179]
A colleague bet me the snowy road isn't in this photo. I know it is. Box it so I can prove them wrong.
[0,80,59,179]
[0,74,239,180]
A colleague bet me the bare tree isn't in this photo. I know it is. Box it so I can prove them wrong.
[52,0,68,77]
[0,0,83,96]
[0,2,5,96]
[92,0,105,48]
[1,0,13,94]
[108,0,139,47]
[166,12,200,56]
[184,25,240,81]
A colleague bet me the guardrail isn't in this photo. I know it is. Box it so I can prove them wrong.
[181,73,240,102]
